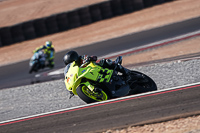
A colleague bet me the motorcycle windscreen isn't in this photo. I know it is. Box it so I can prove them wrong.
[64,63,72,77]
[64,62,79,91]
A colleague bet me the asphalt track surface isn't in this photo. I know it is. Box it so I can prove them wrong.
[0,17,200,89]
[1,83,200,133]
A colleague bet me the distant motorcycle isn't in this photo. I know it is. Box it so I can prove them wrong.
[29,51,46,74]
[64,56,157,103]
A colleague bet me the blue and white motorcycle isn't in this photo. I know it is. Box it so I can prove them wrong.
[29,51,46,74]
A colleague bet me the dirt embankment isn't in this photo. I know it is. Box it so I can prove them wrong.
[0,0,106,27]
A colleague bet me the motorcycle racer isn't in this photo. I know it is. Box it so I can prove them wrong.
[33,41,55,68]
[63,51,156,102]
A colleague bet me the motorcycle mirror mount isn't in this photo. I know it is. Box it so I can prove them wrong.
[115,56,122,65]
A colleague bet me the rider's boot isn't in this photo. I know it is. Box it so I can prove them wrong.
[99,58,131,76]
[115,64,130,76]
[99,58,145,82]
[47,60,54,69]
[115,64,145,82]
[115,64,132,82]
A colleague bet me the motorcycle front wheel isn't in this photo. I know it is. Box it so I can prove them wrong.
[29,62,37,74]
[76,85,108,104]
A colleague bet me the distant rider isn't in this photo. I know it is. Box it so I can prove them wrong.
[33,41,55,68]
[63,50,130,76]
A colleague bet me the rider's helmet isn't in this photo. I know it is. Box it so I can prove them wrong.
[45,41,52,49]
[63,51,79,65]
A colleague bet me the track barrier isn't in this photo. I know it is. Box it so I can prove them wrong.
[0,0,173,47]
[10,24,25,43]
[22,21,36,40]
[78,7,92,25]
[56,13,69,31]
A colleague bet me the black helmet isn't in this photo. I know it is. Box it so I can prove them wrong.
[63,51,79,65]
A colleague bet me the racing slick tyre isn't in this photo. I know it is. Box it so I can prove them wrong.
[76,85,109,103]
[29,62,37,74]
[128,70,157,94]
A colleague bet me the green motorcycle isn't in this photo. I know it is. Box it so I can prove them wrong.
[64,56,157,103]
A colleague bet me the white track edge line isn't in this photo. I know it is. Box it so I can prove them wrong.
[1,81,200,124]
[99,30,200,59]
[41,30,200,77]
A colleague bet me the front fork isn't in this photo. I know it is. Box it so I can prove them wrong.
[69,81,95,99]
[82,81,95,91]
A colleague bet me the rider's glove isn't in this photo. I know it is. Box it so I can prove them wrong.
[88,56,97,61]
[82,55,89,64]
[33,50,37,53]
[80,55,97,68]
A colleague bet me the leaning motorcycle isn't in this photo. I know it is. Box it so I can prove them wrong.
[64,56,157,103]
[29,51,46,74]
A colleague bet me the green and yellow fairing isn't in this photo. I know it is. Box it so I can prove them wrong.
[64,61,113,95]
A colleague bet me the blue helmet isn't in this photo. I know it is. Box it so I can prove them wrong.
[45,41,52,48]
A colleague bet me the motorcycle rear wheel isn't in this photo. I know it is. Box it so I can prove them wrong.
[76,85,108,103]
[128,71,157,94]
